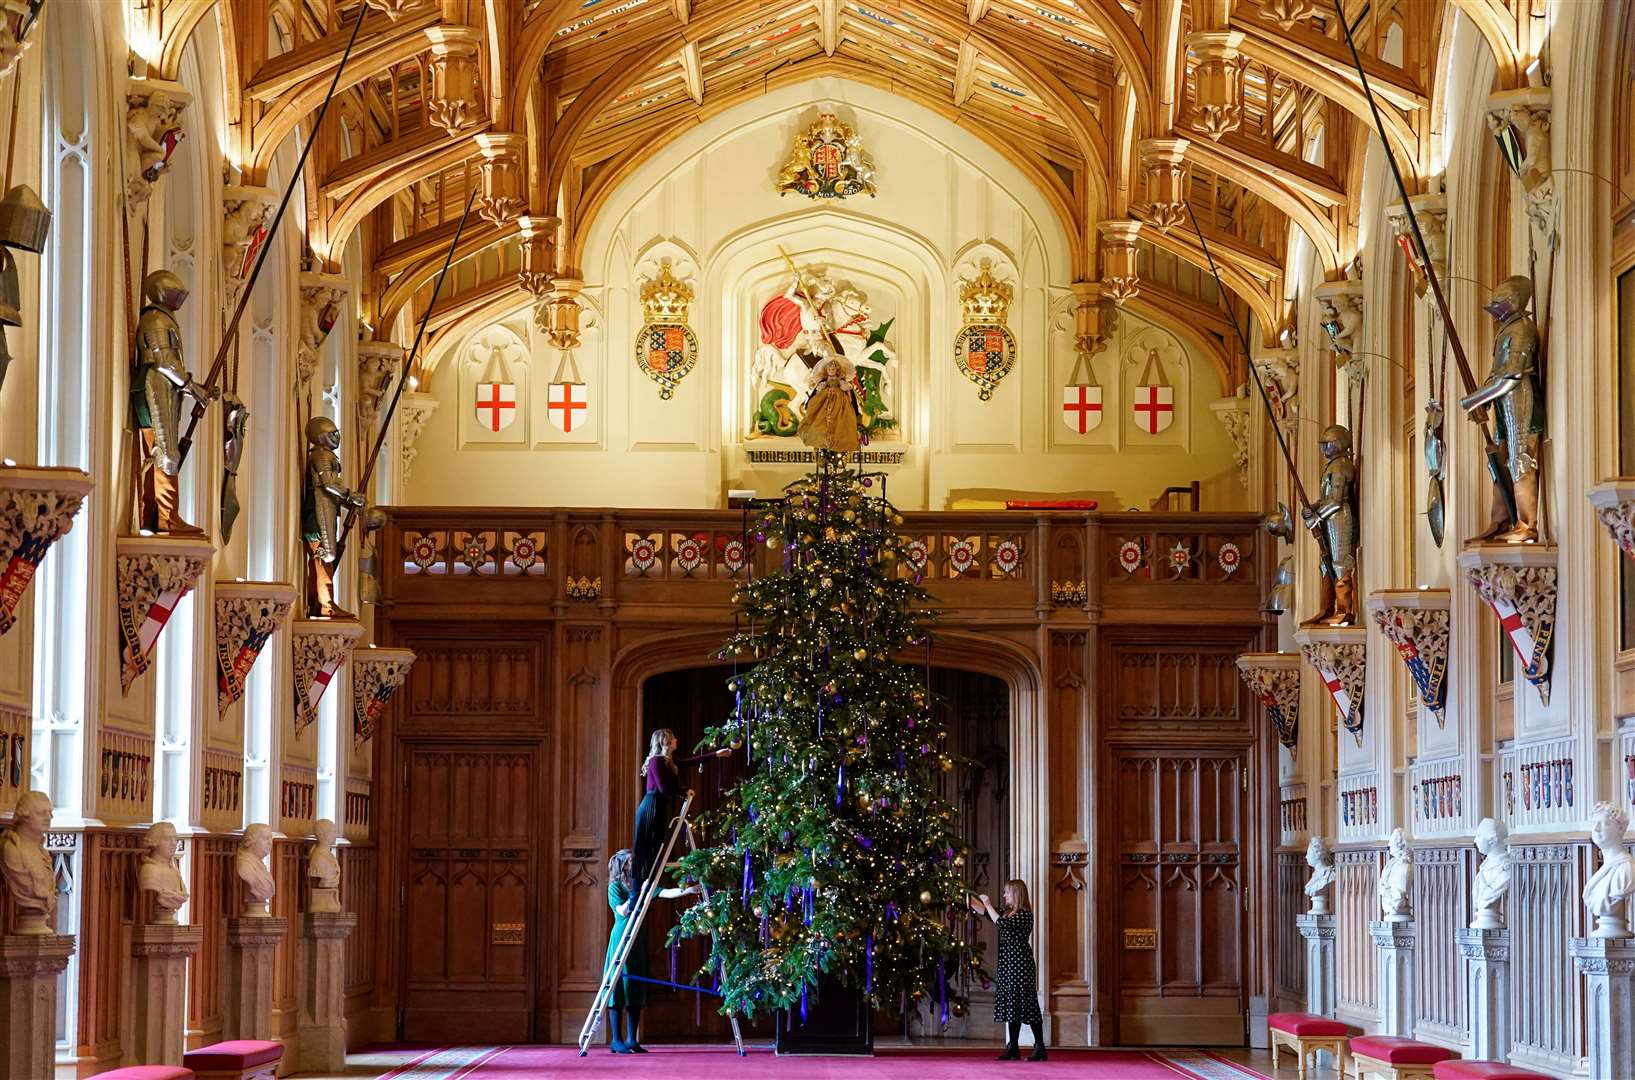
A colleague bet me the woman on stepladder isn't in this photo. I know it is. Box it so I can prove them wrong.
[632,728,730,895]
[603,849,695,1053]
[971,879,1047,1062]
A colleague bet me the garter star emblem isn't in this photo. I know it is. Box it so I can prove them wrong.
[953,261,1017,400]
[634,259,698,399]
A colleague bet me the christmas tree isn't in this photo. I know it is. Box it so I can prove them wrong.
[670,452,985,1024]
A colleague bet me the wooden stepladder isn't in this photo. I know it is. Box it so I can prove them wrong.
[576,793,745,1056]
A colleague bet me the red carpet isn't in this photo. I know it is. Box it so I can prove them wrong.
[368,1045,1272,1079]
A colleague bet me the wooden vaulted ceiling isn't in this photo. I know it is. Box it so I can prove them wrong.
[139,0,1540,351]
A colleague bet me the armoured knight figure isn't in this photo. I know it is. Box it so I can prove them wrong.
[301,416,366,619]
[131,269,214,535]
[1301,424,1358,626]
[1461,274,1543,543]
[220,393,250,543]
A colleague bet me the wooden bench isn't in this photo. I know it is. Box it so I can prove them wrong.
[88,1069,194,1080]
[1350,1035,1459,1080]
[1432,1063,1552,1079]
[1267,1012,1353,1078]
[181,1040,282,1080]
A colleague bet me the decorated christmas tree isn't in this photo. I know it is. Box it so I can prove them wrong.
[670,452,984,1023]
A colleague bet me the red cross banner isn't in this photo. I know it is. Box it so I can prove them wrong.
[1061,383,1104,435]
[119,583,191,693]
[1132,384,1175,435]
[475,382,518,433]
[547,381,588,433]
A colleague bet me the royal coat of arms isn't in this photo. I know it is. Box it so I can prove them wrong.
[775,112,877,200]
[634,259,699,399]
[953,260,1017,401]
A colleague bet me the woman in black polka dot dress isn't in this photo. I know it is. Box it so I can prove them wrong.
[972,879,1045,1061]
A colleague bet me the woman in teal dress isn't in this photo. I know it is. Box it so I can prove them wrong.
[604,849,696,1053]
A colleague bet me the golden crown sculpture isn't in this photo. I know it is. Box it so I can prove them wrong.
[958,260,1013,325]
[640,258,693,323]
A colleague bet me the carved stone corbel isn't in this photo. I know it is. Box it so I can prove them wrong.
[540,277,586,350]
[1366,589,1451,726]
[222,186,277,310]
[1138,138,1190,231]
[291,619,363,735]
[1384,192,1449,290]
[352,646,415,744]
[1486,87,1553,231]
[1314,276,1365,385]
[116,534,214,694]
[0,0,44,79]
[1257,0,1315,30]
[1253,347,1299,437]
[1236,652,1302,757]
[518,215,557,299]
[125,78,191,206]
[474,133,526,227]
[1184,31,1245,139]
[398,392,440,484]
[215,581,296,715]
[1070,280,1109,359]
[0,466,92,638]
[1097,221,1141,305]
[356,341,403,449]
[297,271,349,388]
[1459,544,1558,706]
[425,27,483,136]
[1295,625,1367,747]
[1588,480,1635,563]
[1210,394,1253,490]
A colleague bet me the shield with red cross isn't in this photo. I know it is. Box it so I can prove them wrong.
[1061,383,1103,434]
[1132,383,1174,435]
[475,382,517,433]
[547,381,588,434]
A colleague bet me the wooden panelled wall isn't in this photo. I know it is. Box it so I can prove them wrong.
[374,508,1273,1045]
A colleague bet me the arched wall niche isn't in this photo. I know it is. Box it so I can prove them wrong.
[406,77,1249,512]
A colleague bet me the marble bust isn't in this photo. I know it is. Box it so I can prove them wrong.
[0,790,56,934]
[1304,836,1336,915]
[1583,801,1635,939]
[235,823,276,917]
[308,818,342,914]
[1377,827,1414,923]
[139,820,189,924]
[1470,817,1512,930]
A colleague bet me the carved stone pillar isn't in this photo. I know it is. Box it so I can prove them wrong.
[425,27,483,136]
[224,916,287,1041]
[130,923,202,1066]
[124,77,191,206]
[115,534,214,695]
[1295,626,1368,749]
[222,186,278,311]
[398,392,440,485]
[1457,927,1510,1064]
[1296,913,1336,1017]
[518,215,558,299]
[1185,31,1245,139]
[297,271,349,389]
[291,619,364,736]
[1589,480,1635,563]
[292,912,357,1074]
[1486,87,1553,232]
[0,465,91,638]
[356,341,404,454]
[1097,221,1141,305]
[474,133,527,227]
[0,934,74,1078]
[1458,544,1558,707]
[1369,920,1416,1038]
[1138,138,1189,230]
[1366,589,1451,726]
[353,646,416,745]
[1571,937,1635,1080]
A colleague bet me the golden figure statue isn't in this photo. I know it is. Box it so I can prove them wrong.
[301,416,366,619]
[130,270,214,535]
[1461,274,1543,543]
[1301,424,1359,626]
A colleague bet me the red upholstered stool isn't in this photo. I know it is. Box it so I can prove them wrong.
[1433,1063,1552,1080]
[1267,1012,1353,1078]
[182,1040,282,1080]
[88,1069,194,1080]
[1349,1035,1459,1080]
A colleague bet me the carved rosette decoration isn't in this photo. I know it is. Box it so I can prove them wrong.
[1138,138,1190,231]
[1295,626,1367,746]
[474,133,527,227]
[0,466,92,638]
[124,78,191,206]
[215,581,296,715]
[1314,277,1365,384]
[1236,652,1302,756]
[1098,220,1141,305]
[222,186,277,309]
[116,535,214,694]
[1588,480,1635,563]
[356,341,404,446]
[297,271,349,387]
[1486,88,1553,231]
[1366,589,1451,726]
[1459,545,1558,706]
[1384,193,1449,294]
[518,216,557,298]
[1257,0,1316,30]
[398,392,440,484]
[1210,396,1252,490]
[634,261,698,399]
[775,111,876,200]
[353,646,416,744]
[953,260,1016,400]
[425,27,483,136]
[1185,31,1245,138]
[291,619,363,735]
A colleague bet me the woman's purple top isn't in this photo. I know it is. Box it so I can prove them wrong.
[644,752,714,797]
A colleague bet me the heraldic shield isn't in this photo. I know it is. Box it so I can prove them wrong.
[636,321,698,400]
[954,323,1016,401]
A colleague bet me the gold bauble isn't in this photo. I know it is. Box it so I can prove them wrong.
[854,647,869,661]
[919,890,932,904]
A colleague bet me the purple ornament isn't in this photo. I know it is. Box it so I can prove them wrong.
[938,958,948,1027]
[866,932,874,992]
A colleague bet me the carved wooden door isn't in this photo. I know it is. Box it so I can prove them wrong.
[1111,749,1246,1045]
[401,744,536,1043]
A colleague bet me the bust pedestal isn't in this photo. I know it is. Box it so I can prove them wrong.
[1296,913,1336,1016]
[131,923,202,1066]
[224,916,287,1041]
[1370,920,1416,1038]
[1570,937,1635,1080]
[1457,927,1509,1063]
[0,933,75,1079]
[292,911,357,1074]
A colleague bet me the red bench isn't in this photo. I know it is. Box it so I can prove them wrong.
[181,1041,282,1080]
[1433,1063,1552,1080]
[1350,1035,1460,1080]
[88,1069,194,1080]
[1268,1012,1354,1078]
